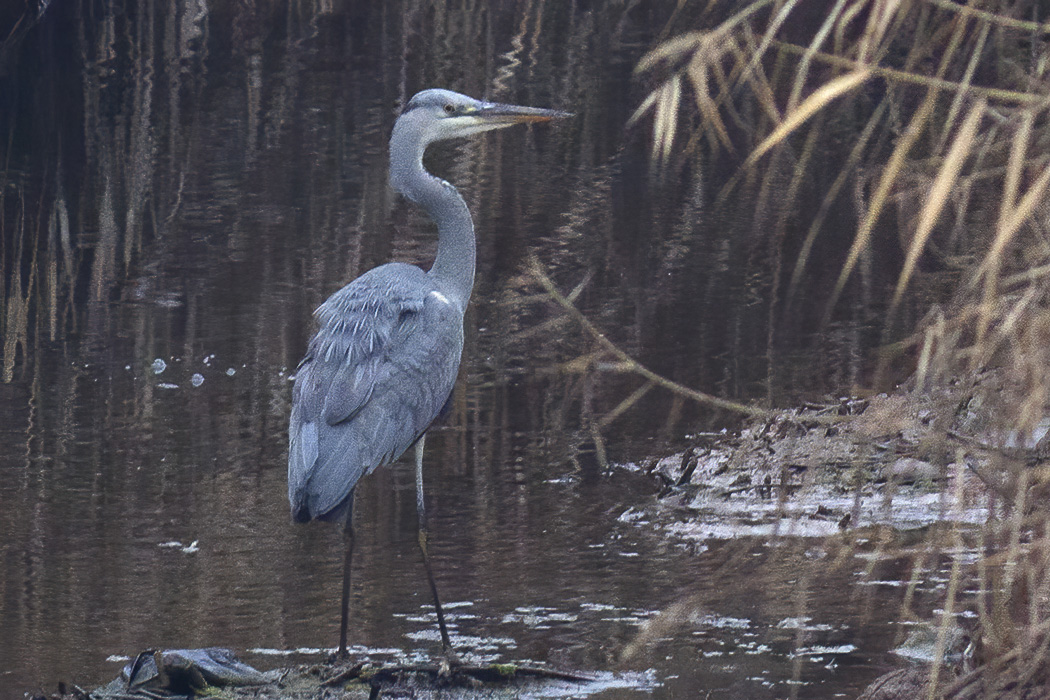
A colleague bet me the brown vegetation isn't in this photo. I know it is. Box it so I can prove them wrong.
[620,2,1050,697]
[5,0,1050,696]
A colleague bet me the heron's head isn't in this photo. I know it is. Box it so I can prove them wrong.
[396,88,571,148]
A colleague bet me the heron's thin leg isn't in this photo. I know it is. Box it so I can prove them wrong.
[338,496,356,659]
[414,435,455,654]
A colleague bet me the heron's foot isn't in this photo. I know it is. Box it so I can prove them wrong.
[326,647,354,665]
[437,646,463,677]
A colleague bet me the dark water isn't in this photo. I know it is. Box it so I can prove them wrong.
[0,2,916,698]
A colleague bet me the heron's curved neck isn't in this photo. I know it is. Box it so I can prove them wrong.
[390,126,475,310]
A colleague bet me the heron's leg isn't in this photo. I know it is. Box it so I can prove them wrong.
[338,496,356,659]
[414,434,455,655]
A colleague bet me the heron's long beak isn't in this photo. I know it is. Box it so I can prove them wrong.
[475,100,574,125]
[438,100,571,141]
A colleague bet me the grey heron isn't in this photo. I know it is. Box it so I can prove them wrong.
[288,89,569,659]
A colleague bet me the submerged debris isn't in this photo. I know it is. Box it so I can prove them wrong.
[316,659,594,697]
[49,649,597,700]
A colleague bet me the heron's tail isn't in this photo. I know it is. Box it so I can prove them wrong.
[290,490,353,526]
[290,500,312,523]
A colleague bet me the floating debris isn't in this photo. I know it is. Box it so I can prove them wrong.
[151,358,167,374]
[191,373,204,387]
[91,648,276,699]
[158,540,199,554]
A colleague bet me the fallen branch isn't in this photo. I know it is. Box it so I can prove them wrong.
[527,254,769,418]
[323,660,594,690]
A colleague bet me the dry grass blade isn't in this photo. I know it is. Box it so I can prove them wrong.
[627,89,660,129]
[824,89,937,324]
[688,51,734,152]
[597,380,655,429]
[746,69,871,167]
[629,74,684,166]
[634,0,777,75]
[652,75,682,166]
[888,99,986,318]
[999,163,1050,247]
[975,160,1050,334]
[785,99,888,308]
[926,472,969,699]
[739,0,800,88]
[924,0,1050,33]
[998,112,1032,232]
[1002,263,1050,288]
[640,4,784,146]
[634,31,735,155]
[857,0,908,62]
[772,39,1048,105]
[787,0,850,111]
[635,31,707,74]
[730,28,781,124]
[937,20,990,154]
[974,277,1044,373]
[975,110,1035,343]
[913,308,945,392]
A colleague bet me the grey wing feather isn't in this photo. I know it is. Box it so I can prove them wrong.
[288,263,464,522]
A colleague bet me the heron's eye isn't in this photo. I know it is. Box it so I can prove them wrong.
[443,104,455,114]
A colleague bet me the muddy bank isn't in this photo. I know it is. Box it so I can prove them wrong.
[619,371,1043,543]
[612,369,1050,699]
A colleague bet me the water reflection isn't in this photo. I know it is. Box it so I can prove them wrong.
[1,2,912,699]
[2,346,946,698]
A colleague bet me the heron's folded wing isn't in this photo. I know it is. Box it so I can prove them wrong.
[304,267,428,426]
[288,264,462,520]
